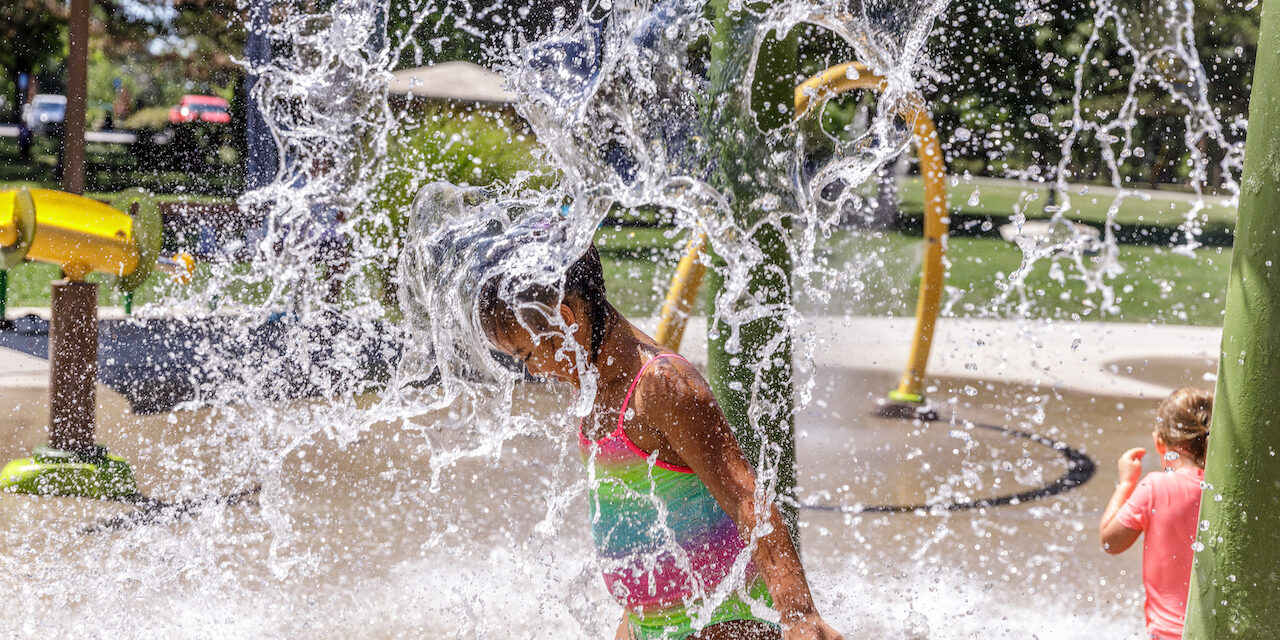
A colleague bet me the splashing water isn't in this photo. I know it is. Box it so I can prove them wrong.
[0,0,1247,635]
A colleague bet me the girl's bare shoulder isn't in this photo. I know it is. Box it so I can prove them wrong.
[631,355,721,420]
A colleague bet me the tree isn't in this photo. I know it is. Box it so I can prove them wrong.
[0,0,67,122]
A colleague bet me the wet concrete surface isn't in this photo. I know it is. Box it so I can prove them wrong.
[0,350,1207,636]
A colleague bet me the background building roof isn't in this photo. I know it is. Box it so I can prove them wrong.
[387,61,516,105]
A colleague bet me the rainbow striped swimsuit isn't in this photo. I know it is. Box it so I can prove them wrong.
[578,353,774,639]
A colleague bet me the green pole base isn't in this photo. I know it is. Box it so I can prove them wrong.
[875,391,939,422]
[887,389,926,404]
[0,444,138,499]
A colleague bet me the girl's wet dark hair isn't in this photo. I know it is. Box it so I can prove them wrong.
[564,244,611,356]
[478,244,612,361]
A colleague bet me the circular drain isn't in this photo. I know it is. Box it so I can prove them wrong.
[800,419,1096,514]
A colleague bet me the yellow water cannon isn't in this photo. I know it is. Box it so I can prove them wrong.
[0,187,186,500]
[0,187,165,287]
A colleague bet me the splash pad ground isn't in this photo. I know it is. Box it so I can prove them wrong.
[0,316,1218,637]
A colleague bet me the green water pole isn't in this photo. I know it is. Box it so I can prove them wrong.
[705,1,800,534]
[1184,2,1280,634]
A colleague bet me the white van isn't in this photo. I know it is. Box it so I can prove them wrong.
[22,94,67,136]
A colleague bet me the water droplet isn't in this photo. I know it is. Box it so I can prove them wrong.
[905,611,930,638]
[1030,113,1051,127]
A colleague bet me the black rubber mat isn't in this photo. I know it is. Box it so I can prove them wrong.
[0,313,402,414]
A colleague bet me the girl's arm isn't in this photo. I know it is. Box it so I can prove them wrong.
[1099,447,1145,554]
[638,365,842,640]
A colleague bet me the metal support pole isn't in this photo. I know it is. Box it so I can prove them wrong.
[0,270,7,324]
[1184,0,1280,633]
[792,63,949,409]
[0,189,142,498]
[62,0,90,195]
[891,107,947,405]
[49,280,97,453]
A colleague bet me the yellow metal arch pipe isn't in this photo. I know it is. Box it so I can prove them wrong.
[654,61,949,405]
[654,230,709,351]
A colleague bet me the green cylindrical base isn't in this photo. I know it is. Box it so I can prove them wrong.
[875,395,939,422]
[0,444,137,499]
[887,389,926,405]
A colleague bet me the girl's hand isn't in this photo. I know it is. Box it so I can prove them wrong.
[1101,447,1147,554]
[783,613,844,640]
[1117,447,1146,486]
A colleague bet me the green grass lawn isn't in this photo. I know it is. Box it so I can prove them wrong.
[0,128,1231,328]
[817,230,1229,325]
[594,226,1230,326]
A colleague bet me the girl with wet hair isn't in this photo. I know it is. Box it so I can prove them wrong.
[1099,386,1213,640]
[477,245,842,640]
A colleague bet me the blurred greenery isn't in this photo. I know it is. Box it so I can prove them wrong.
[1,0,1259,198]
[922,0,1255,192]
[0,133,242,195]
[122,106,173,131]
[364,103,555,291]
[0,0,1249,333]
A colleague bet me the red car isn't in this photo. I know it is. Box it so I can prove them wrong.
[168,95,231,124]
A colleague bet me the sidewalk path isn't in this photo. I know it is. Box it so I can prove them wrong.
[0,349,51,390]
[642,316,1221,400]
[963,174,1234,207]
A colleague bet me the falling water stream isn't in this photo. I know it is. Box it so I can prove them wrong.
[0,0,1248,636]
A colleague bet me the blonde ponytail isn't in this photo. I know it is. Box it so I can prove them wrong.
[1156,387,1213,467]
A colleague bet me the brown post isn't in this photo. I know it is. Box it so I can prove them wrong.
[62,0,91,195]
[49,280,97,452]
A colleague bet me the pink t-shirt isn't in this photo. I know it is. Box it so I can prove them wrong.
[1116,467,1205,640]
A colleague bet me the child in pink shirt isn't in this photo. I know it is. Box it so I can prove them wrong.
[1100,387,1213,640]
